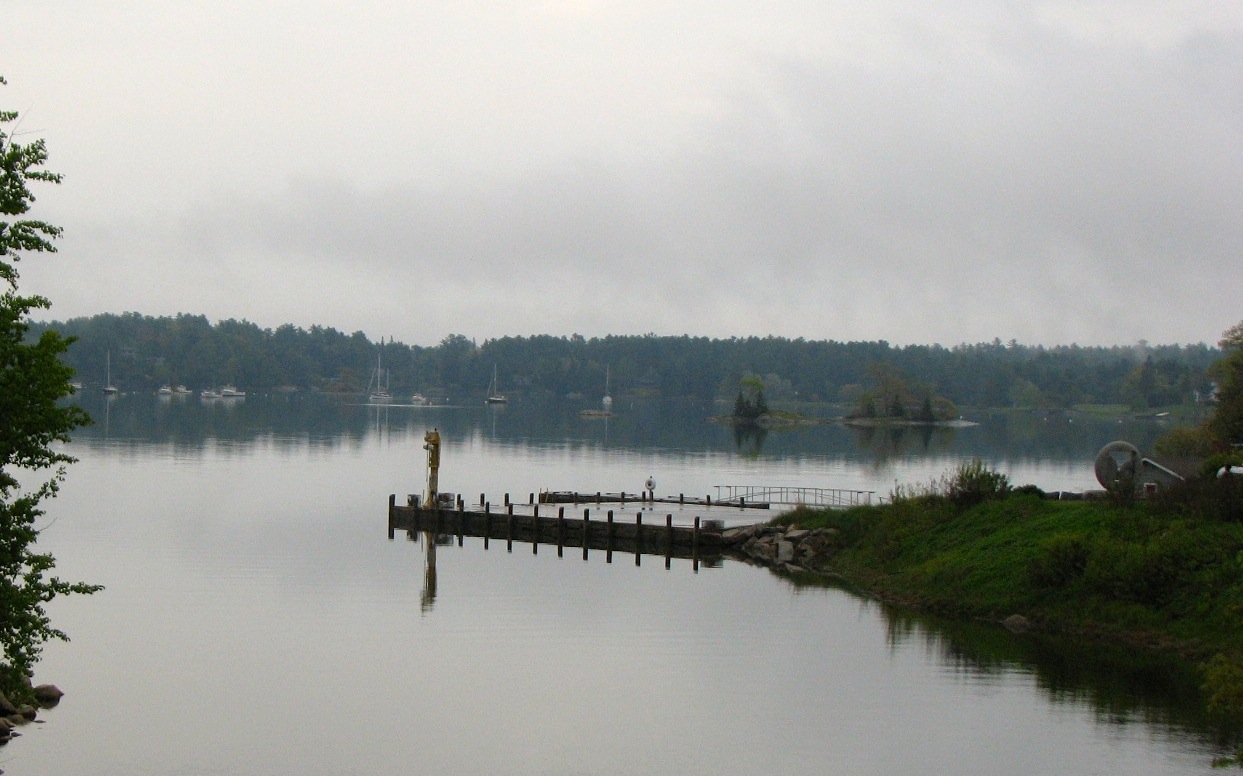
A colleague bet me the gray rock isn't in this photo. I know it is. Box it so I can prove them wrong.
[785,528,811,541]
[32,684,63,707]
[0,695,14,716]
[1002,614,1031,634]
[16,705,36,722]
[777,541,795,563]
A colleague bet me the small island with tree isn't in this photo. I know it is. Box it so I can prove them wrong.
[723,376,831,427]
[718,366,968,429]
[841,362,967,426]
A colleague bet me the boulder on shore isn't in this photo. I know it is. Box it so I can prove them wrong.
[32,684,63,707]
[1003,614,1031,634]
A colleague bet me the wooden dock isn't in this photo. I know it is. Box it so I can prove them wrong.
[538,490,771,510]
[387,495,729,567]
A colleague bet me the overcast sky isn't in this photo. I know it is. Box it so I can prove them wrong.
[5,1,1241,347]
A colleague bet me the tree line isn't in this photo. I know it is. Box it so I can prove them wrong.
[32,312,1221,411]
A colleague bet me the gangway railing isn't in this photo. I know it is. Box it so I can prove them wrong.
[713,485,874,509]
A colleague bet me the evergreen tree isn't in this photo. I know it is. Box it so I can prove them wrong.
[0,79,99,699]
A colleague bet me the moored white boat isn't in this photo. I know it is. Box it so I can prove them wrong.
[485,364,508,404]
[102,351,118,394]
[368,341,393,403]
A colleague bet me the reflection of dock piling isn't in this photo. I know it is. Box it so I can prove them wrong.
[387,495,730,570]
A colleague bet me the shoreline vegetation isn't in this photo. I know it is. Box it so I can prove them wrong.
[710,409,982,428]
[723,460,1243,736]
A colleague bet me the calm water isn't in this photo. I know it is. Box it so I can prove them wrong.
[9,394,1236,774]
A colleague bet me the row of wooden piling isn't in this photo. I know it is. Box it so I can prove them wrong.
[388,495,725,567]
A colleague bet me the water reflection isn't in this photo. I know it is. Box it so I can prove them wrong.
[421,531,438,613]
[70,392,1177,466]
[765,564,1242,759]
[732,423,767,456]
[846,422,957,459]
[31,398,1238,775]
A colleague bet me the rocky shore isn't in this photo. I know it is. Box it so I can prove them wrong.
[722,521,840,570]
[0,682,64,770]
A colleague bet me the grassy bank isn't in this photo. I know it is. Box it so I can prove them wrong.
[771,471,1243,720]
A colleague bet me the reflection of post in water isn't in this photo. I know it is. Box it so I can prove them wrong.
[420,530,437,613]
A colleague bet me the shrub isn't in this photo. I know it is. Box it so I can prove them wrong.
[1203,653,1243,717]
[1154,425,1215,457]
[1028,533,1089,590]
[1151,476,1243,524]
[946,459,1011,509]
[1082,524,1207,607]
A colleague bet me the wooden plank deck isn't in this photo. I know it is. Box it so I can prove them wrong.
[538,490,770,510]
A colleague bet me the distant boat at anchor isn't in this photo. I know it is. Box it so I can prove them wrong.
[485,364,508,404]
[102,351,118,395]
[368,340,392,403]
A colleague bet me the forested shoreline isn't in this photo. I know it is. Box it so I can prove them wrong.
[33,312,1220,410]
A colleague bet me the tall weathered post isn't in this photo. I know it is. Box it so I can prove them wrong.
[423,428,441,507]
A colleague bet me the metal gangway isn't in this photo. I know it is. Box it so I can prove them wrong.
[713,485,875,509]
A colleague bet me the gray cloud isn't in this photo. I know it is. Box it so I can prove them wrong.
[8,2,1241,346]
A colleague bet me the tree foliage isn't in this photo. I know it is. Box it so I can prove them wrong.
[32,316,1221,413]
[732,376,768,422]
[1209,321,1243,447]
[0,78,98,698]
[1153,320,1243,457]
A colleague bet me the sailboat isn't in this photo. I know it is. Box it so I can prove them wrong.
[368,340,392,403]
[579,365,614,418]
[102,351,118,395]
[485,364,508,404]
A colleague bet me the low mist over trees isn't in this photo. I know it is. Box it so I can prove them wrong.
[32,312,1221,411]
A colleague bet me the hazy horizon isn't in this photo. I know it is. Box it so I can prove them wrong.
[34,308,1223,351]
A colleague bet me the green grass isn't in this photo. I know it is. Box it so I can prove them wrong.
[775,484,1243,718]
